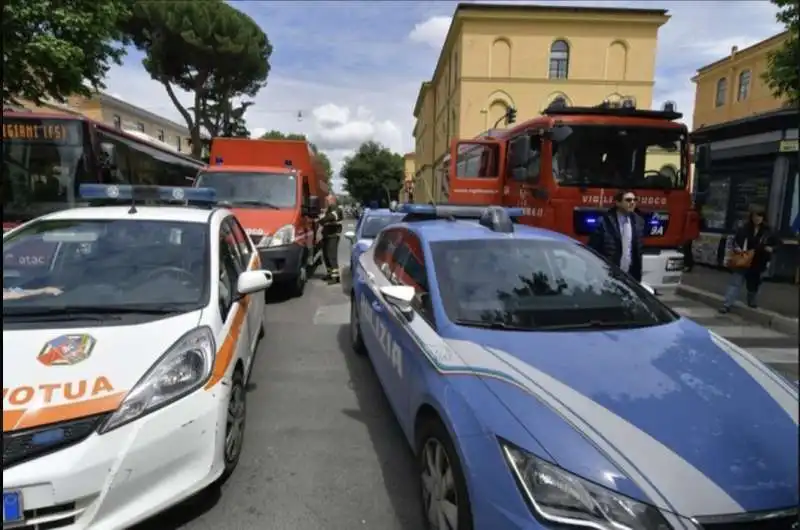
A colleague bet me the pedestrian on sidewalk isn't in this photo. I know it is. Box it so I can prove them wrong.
[720,204,778,313]
[319,194,344,284]
[587,189,645,281]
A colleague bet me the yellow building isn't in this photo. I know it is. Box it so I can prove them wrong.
[691,31,791,131]
[412,3,670,203]
[9,92,193,154]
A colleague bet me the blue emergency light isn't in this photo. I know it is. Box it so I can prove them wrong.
[79,184,217,206]
[398,203,524,219]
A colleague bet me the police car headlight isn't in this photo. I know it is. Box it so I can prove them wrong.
[99,327,215,433]
[258,224,294,248]
[501,441,672,530]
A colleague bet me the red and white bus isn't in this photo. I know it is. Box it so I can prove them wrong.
[2,110,205,230]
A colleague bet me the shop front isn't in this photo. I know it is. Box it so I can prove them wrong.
[691,108,799,281]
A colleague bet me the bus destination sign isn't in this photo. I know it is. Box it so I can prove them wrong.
[2,120,79,144]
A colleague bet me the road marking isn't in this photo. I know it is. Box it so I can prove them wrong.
[747,348,799,364]
[708,325,787,339]
[313,303,350,326]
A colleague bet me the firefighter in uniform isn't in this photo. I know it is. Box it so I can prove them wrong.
[319,194,344,284]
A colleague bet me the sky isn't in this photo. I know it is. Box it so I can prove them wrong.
[101,0,784,193]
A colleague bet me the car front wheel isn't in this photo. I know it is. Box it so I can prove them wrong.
[417,418,473,530]
[350,293,367,356]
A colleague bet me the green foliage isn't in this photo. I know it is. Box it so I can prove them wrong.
[341,142,404,207]
[259,130,334,185]
[124,0,271,157]
[763,0,799,107]
[2,0,130,105]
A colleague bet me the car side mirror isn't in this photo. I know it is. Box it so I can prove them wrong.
[344,231,356,242]
[640,282,656,296]
[238,269,273,295]
[379,285,415,315]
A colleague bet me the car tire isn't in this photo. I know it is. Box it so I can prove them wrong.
[220,367,246,482]
[416,417,474,530]
[350,293,367,356]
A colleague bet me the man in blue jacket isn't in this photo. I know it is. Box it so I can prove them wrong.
[588,190,646,281]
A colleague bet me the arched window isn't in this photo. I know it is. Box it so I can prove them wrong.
[714,78,727,107]
[549,40,570,80]
[737,70,751,101]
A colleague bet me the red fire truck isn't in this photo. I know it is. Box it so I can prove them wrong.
[442,97,699,291]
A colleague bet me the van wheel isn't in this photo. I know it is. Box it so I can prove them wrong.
[290,265,307,297]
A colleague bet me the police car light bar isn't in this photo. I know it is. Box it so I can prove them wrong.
[79,184,217,205]
[398,203,524,219]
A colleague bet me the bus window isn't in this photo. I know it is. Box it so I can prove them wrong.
[2,118,89,220]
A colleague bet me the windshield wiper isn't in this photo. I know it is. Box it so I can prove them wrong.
[533,320,649,331]
[230,200,280,209]
[453,319,531,331]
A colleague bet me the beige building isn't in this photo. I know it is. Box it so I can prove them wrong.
[691,31,791,131]
[10,92,193,154]
[412,3,670,203]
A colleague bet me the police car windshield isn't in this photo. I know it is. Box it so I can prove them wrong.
[431,239,676,331]
[3,219,209,315]
[360,214,404,239]
[196,171,297,208]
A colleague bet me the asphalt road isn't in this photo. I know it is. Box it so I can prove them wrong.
[140,223,798,529]
[140,227,424,530]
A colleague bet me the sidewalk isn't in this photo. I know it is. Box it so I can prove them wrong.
[677,265,799,335]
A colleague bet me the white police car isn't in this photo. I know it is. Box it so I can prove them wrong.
[2,185,273,529]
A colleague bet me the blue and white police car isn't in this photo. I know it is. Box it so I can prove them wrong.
[3,185,273,529]
[348,203,798,530]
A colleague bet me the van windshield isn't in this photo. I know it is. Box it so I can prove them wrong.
[196,171,297,208]
[552,125,686,190]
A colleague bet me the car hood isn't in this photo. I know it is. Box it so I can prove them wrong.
[441,319,799,517]
[2,310,203,433]
[231,207,298,236]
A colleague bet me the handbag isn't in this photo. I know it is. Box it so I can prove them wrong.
[727,249,754,269]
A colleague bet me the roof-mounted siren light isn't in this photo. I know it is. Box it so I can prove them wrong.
[284,159,293,169]
[548,96,569,112]
[663,101,677,113]
[621,96,637,109]
[215,156,223,166]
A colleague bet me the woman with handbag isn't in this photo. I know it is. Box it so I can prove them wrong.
[720,205,777,313]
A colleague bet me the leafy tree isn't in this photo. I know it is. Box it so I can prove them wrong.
[763,0,799,107]
[259,130,334,185]
[124,0,271,158]
[2,0,130,105]
[341,141,404,207]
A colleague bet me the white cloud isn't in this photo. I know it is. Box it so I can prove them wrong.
[408,16,452,49]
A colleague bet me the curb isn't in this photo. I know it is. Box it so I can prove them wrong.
[676,284,799,337]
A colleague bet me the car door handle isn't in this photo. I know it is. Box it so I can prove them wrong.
[371,301,383,313]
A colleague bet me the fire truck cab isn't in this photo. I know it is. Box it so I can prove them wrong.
[445,97,699,291]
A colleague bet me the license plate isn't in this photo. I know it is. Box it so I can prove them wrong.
[2,491,23,523]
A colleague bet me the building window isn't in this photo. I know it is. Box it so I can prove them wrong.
[714,78,727,107]
[549,40,570,80]
[136,122,145,132]
[176,137,182,152]
[158,129,165,141]
[737,70,751,101]
[113,114,121,130]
